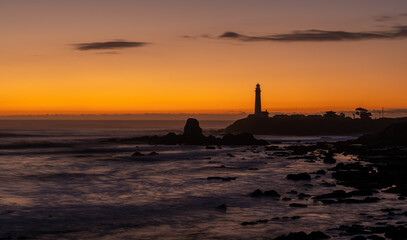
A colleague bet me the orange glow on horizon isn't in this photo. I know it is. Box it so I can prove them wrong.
[1,1,407,116]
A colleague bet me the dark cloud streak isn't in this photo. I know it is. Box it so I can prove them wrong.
[374,13,407,22]
[219,25,407,42]
[74,40,148,51]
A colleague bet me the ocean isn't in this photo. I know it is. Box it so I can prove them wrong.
[0,120,403,239]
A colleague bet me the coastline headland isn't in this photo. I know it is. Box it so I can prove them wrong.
[224,114,407,136]
[224,83,407,135]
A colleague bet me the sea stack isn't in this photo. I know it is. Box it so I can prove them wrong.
[183,118,204,144]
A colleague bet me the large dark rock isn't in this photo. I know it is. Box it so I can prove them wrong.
[356,121,407,146]
[183,118,204,144]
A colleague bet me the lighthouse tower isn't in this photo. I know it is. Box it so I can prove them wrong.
[251,83,269,118]
[255,83,262,115]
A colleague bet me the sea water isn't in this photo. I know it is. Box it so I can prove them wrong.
[0,120,404,239]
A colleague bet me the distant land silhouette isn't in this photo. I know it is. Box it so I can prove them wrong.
[224,84,407,135]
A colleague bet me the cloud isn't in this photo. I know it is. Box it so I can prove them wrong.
[96,51,120,55]
[374,13,407,22]
[219,25,407,42]
[74,40,148,51]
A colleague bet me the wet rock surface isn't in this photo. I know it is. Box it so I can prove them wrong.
[274,231,330,240]
[250,189,280,197]
[286,173,311,181]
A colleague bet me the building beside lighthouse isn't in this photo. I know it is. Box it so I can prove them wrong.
[249,83,269,118]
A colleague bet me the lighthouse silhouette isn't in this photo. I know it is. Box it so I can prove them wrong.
[251,83,269,118]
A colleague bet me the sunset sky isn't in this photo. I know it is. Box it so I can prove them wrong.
[1,0,407,115]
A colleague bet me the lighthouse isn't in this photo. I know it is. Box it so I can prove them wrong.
[255,83,262,115]
[251,83,269,118]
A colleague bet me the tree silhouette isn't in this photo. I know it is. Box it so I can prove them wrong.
[323,111,346,119]
[355,108,372,120]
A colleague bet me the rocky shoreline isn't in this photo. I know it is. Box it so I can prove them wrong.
[117,119,407,239]
[262,122,407,239]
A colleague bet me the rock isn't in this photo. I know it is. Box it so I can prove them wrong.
[216,204,227,211]
[263,190,280,197]
[132,151,158,156]
[241,221,256,226]
[308,231,330,239]
[205,146,216,149]
[384,225,407,239]
[250,189,280,197]
[291,216,301,220]
[256,219,269,224]
[247,167,259,170]
[297,193,311,198]
[320,181,336,187]
[160,132,180,145]
[323,151,336,164]
[357,121,407,146]
[338,224,370,235]
[313,190,352,199]
[273,151,291,156]
[366,235,384,240]
[337,197,380,204]
[287,190,298,194]
[273,231,331,240]
[250,189,263,197]
[349,189,377,196]
[131,151,144,156]
[286,173,311,181]
[316,170,326,175]
[381,208,401,212]
[351,236,366,240]
[289,203,307,208]
[207,177,236,181]
[183,118,204,144]
[274,231,310,240]
[241,219,269,226]
[321,200,337,204]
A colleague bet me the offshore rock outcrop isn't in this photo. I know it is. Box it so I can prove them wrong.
[183,118,204,144]
[105,118,267,146]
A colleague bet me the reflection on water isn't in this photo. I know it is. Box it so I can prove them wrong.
[0,129,403,239]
